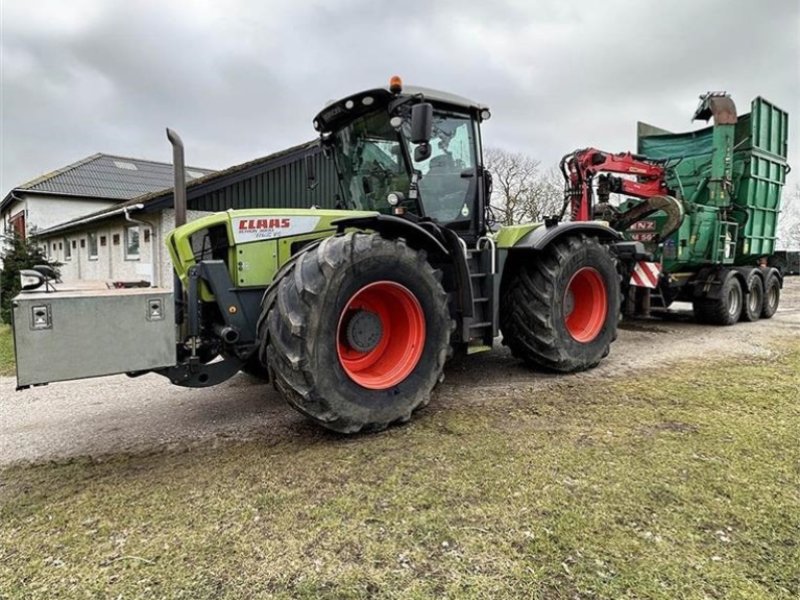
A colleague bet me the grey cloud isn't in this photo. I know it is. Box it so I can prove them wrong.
[2,0,798,193]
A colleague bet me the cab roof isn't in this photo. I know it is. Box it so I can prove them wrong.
[314,84,489,133]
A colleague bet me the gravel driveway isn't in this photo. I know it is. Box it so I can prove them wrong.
[2,278,798,466]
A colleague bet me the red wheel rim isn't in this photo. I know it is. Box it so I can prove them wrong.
[336,281,426,390]
[564,267,608,343]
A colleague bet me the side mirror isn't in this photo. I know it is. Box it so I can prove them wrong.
[305,153,318,190]
[410,103,434,162]
[410,103,433,144]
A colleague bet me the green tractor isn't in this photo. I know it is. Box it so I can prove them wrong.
[13,78,624,434]
[162,78,624,433]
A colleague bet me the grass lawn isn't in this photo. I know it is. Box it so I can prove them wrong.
[0,324,14,376]
[1,343,798,599]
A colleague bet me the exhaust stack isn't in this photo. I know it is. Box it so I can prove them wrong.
[166,128,187,227]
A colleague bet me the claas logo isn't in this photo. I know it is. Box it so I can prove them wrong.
[238,218,292,231]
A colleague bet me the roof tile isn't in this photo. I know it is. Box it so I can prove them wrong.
[19,153,215,200]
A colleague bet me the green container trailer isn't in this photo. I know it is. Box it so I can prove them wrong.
[631,93,789,324]
[639,96,789,271]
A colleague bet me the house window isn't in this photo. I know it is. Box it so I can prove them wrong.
[144,229,151,243]
[9,212,26,241]
[88,232,98,260]
[71,240,76,249]
[80,239,86,249]
[100,235,107,247]
[125,226,140,260]
[59,242,63,250]
[64,238,72,260]
[52,243,56,251]
[113,234,120,245]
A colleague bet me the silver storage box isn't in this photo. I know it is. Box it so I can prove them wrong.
[12,288,176,388]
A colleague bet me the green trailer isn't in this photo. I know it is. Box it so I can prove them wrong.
[639,95,788,268]
[619,93,789,324]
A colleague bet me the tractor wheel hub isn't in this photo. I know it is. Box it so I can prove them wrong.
[346,310,383,352]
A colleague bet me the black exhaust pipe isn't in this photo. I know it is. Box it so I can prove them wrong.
[166,128,187,228]
[167,128,187,328]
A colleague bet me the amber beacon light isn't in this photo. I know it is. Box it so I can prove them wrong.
[389,75,403,94]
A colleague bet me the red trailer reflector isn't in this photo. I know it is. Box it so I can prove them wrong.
[631,261,661,288]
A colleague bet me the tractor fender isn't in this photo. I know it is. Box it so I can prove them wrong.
[513,221,622,251]
[498,221,622,298]
[332,214,450,258]
[332,214,476,324]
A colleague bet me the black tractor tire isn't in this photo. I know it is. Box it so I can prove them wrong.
[246,240,326,382]
[259,232,451,434]
[761,273,781,319]
[692,275,743,326]
[740,272,764,322]
[499,235,619,373]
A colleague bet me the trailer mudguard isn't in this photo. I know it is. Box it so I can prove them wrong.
[691,267,744,300]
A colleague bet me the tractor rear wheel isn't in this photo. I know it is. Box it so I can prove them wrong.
[259,232,451,434]
[761,273,780,319]
[241,357,269,380]
[500,235,619,373]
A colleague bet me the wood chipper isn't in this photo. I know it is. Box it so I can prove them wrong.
[560,92,789,325]
[13,77,634,433]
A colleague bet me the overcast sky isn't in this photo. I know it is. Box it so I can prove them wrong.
[1,0,798,193]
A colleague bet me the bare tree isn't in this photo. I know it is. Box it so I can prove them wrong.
[485,147,563,225]
[777,183,800,249]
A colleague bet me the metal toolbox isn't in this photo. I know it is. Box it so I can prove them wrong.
[12,288,176,388]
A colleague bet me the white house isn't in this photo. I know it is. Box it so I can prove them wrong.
[31,140,335,288]
[1,153,213,241]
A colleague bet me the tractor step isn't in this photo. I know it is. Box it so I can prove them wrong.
[470,272,487,278]
[467,343,492,355]
[469,321,492,329]
[474,297,489,303]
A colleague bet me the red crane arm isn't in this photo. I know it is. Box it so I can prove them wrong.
[561,148,668,221]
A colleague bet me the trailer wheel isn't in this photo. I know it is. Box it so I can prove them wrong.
[260,232,451,434]
[740,273,764,322]
[500,235,619,373]
[693,275,742,326]
[761,273,781,319]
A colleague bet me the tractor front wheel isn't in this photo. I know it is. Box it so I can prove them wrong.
[259,232,451,434]
[500,235,619,372]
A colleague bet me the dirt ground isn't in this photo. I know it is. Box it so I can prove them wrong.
[1,278,798,467]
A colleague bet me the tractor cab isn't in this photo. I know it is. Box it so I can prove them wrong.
[313,76,493,244]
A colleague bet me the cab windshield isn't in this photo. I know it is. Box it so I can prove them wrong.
[332,106,477,222]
